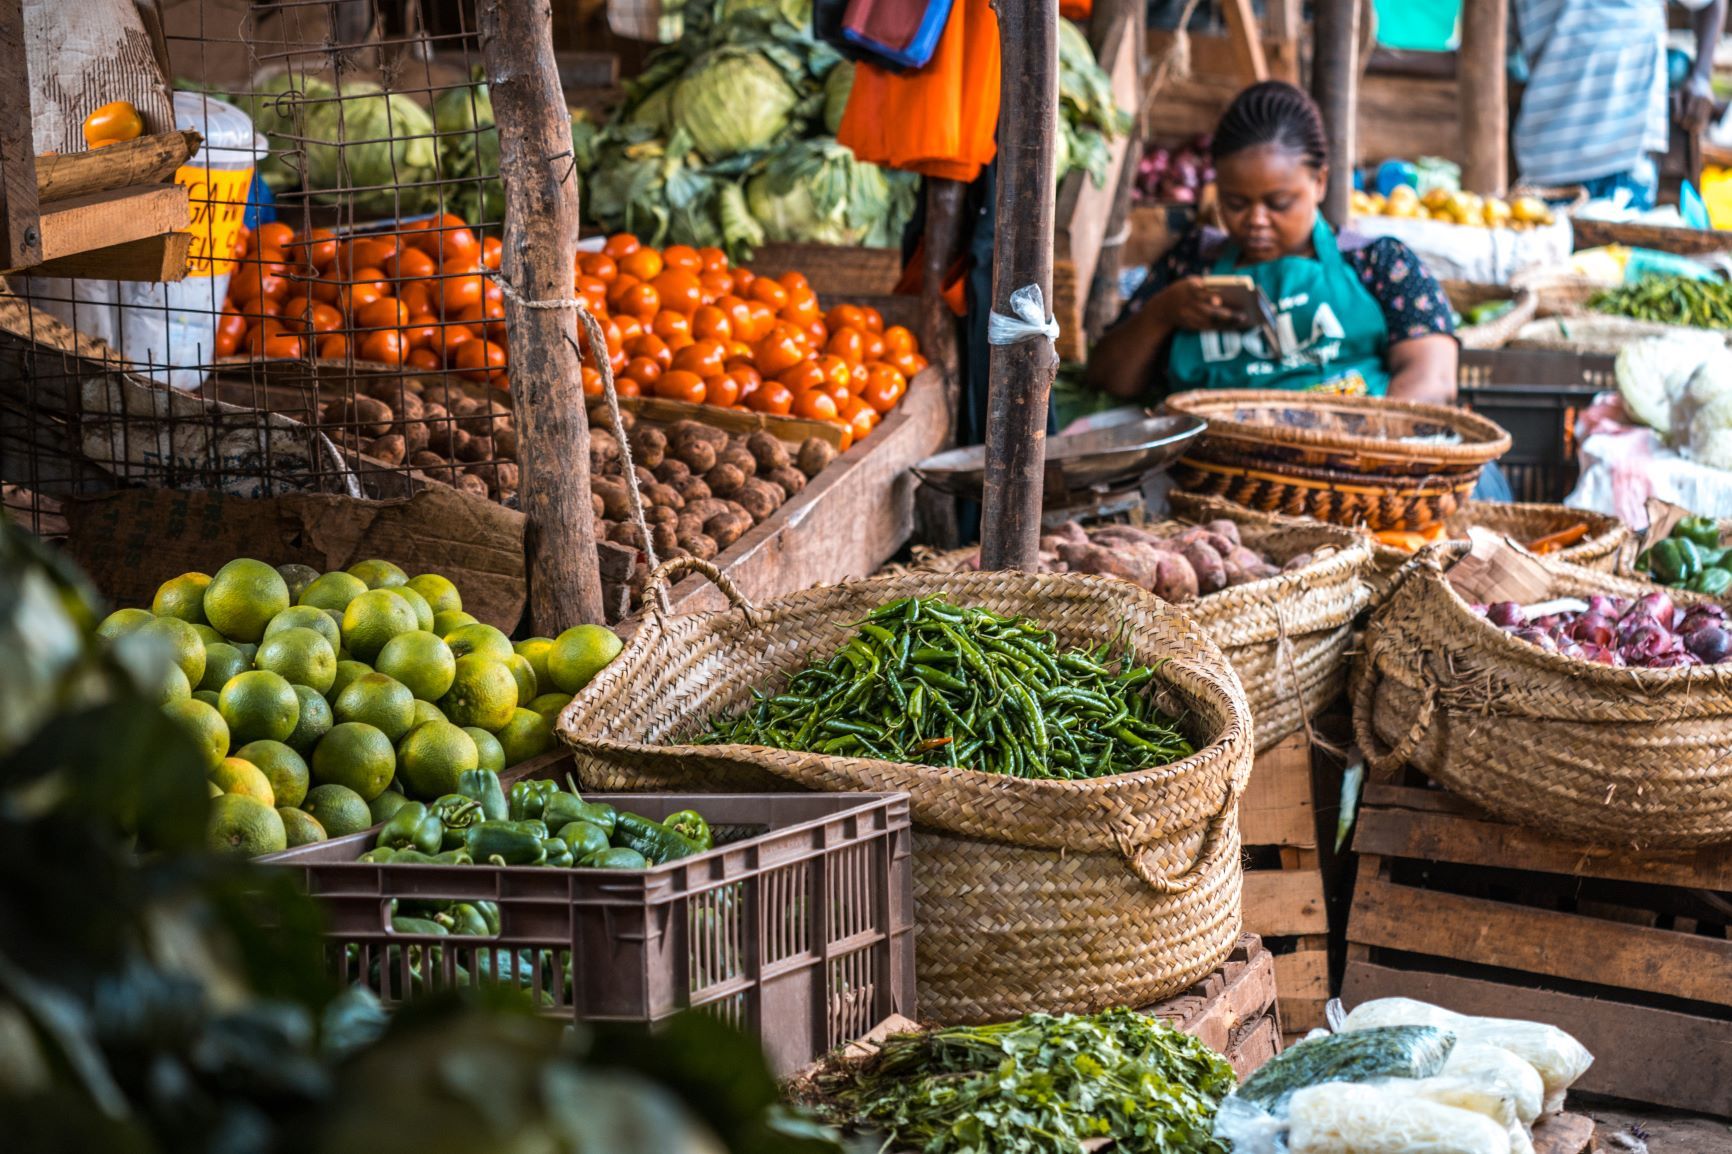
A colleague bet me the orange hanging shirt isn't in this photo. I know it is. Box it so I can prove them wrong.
[837,0,1001,184]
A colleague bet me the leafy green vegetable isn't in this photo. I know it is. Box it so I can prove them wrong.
[823,61,854,136]
[433,81,502,227]
[820,1009,1235,1154]
[298,81,440,217]
[1057,18,1131,189]
[673,46,801,161]
[1590,273,1732,329]
[745,136,894,245]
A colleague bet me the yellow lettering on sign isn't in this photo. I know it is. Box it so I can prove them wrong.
[175,165,256,278]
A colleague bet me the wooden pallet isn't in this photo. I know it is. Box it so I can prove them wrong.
[1344,781,1732,1115]
[1240,732,1331,1035]
[1143,932,1283,1077]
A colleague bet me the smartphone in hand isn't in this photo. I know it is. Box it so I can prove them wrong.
[1196,275,1282,351]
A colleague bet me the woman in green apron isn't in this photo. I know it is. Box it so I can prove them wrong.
[1088,82,1460,405]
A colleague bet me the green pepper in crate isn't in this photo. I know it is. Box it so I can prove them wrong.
[509,779,558,821]
[612,812,704,864]
[1674,516,1723,550]
[583,846,650,870]
[437,902,493,936]
[1693,567,1732,596]
[557,820,611,861]
[541,792,593,832]
[571,800,617,837]
[391,916,448,936]
[378,803,444,855]
[389,848,467,865]
[664,810,713,851]
[457,768,508,821]
[540,838,575,868]
[464,821,548,866]
[359,847,398,864]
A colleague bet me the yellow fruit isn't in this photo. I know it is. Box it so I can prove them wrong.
[396,720,480,799]
[527,692,570,727]
[163,698,229,771]
[440,655,519,730]
[1349,190,1375,216]
[152,572,212,624]
[334,672,417,741]
[432,610,477,637]
[152,666,192,706]
[204,559,290,644]
[444,622,513,663]
[514,638,554,693]
[341,588,419,662]
[300,571,369,613]
[218,670,300,745]
[1511,195,1551,225]
[192,624,225,647]
[97,607,154,640]
[303,783,374,836]
[285,684,334,754]
[311,722,397,801]
[496,707,553,766]
[255,627,337,694]
[1422,186,1450,211]
[198,642,249,692]
[276,563,322,602]
[546,625,623,694]
[264,604,342,651]
[369,790,414,823]
[137,615,207,688]
[329,660,373,699]
[505,653,539,705]
[278,807,327,847]
[208,793,286,857]
[463,726,506,773]
[376,630,456,702]
[347,559,409,589]
[391,585,435,633]
[412,699,448,728]
[234,739,310,809]
[406,573,462,616]
[211,756,275,806]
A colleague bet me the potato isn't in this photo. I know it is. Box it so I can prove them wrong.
[651,522,679,555]
[492,426,517,458]
[669,420,728,450]
[397,419,430,453]
[411,450,447,471]
[1181,541,1227,595]
[459,399,509,438]
[766,465,806,496]
[653,458,691,484]
[646,504,678,526]
[330,395,393,439]
[590,428,623,472]
[746,430,792,472]
[705,463,746,497]
[676,513,707,539]
[677,532,719,560]
[717,445,757,477]
[592,491,606,519]
[672,475,712,504]
[591,476,633,521]
[1152,554,1200,603]
[704,510,752,548]
[422,401,449,424]
[609,521,646,549]
[685,498,733,523]
[674,438,717,473]
[436,426,472,459]
[364,434,406,466]
[1282,551,1315,572]
[629,426,668,469]
[734,478,784,523]
[457,434,495,464]
[796,436,836,477]
[455,473,490,499]
[642,482,684,510]
[469,461,519,494]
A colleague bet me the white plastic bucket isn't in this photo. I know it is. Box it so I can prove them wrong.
[24,91,267,389]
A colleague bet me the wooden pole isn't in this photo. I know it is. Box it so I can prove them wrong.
[1457,0,1508,195]
[1221,0,1269,84]
[914,177,965,550]
[979,0,1059,572]
[1310,0,1359,230]
[479,0,606,632]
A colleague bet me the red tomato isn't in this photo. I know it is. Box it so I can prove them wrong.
[455,338,508,382]
[654,369,707,404]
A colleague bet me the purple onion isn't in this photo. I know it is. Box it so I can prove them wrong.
[1586,595,1619,618]
[1487,602,1526,628]
[1513,627,1559,652]
[1570,613,1617,647]
[1631,592,1676,624]
[1685,626,1732,664]
[1617,616,1673,661]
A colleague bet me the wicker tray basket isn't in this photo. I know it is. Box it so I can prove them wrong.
[900,518,1370,754]
[1445,281,1539,350]
[556,557,1254,1023]
[1164,390,1512,531]
[1352,548,1732,847]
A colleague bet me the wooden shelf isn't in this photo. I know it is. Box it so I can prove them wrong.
[1,182,190,276]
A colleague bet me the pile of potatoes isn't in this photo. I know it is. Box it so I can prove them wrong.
[317,377,520,503]
[588,405,836,614]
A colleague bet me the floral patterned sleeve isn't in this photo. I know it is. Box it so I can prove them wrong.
[1346,237,1457,343]
[1114,228,1212,323]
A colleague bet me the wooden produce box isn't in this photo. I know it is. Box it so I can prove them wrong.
[1343,781,1732,1115]
[1145,931,1282,1076]
[748,242,919,333]
[1238,731,1331,1036]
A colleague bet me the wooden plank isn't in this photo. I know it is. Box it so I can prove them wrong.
[35,130,199,202]
[618,393,848,450]
[0,0,40,269]
[1347,862,1732,1007]
[554,50,620,89]
[1243,868,1328,937]
[1241,732,1315,848]
[1150,935,1280,1057]
[17,182,188,268]
[1228,1013,1282,1077]
[1273,946,1330,1034]
[1343,960,1732,1114]
[1457,0,1508,195]
[748,243,904,299]
[667,366,947,614]
[1356,785,1732,891]
[1264,0,1301,40]
[23,230,190,281]
[1220,0,1269,83]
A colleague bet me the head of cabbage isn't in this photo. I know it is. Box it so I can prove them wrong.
[298,81,439,217]
[744,137,895,245]
[671,47,799,162]
[822,61,853,136]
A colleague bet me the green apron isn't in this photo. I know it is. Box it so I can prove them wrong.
[1167,218,1391,396]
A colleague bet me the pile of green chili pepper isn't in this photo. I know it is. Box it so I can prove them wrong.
[693,596,1194,779]
[1637,514,1732,594]
[1589,274,1732,329]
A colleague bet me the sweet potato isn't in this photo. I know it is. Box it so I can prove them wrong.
[1057,541,1154,587]
[1151,554,1200,603]
[1181,541,1228,595]
[1052,521,1089,545]
[796,436,836,477]
[1282,551,1315,572]
[1203,519,1241,548]
[746,430,791,472]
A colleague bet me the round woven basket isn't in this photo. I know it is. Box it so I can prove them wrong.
[902,518,1370,754]
[1167,455,1479,531]
[1353,548,1732,847]
[1445,281,1539,350]
[557,558,1254,1022]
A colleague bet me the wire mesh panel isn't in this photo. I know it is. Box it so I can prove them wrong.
[3,0,522,533]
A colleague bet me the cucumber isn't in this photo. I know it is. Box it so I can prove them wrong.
[1234,1026,1455,1111]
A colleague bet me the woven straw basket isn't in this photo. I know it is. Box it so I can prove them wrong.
[1445,281,1539,351]
[557,557,1254,1022]
[1353,549,1732,847]
[902,514,1370,754]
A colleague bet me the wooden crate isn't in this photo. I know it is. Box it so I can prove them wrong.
[1239,731,1331,1036]
[1343,781,1732,1115]
[1145,931,1283,1076]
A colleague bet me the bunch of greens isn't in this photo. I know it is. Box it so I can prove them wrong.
[574,0,916,256]
[1589,273,1732,329]
[0,518,840,1154]
[820,1009,1236,1154]
[693,596,1194,780]
[1058,18,1133,189]
[433,78,504,228]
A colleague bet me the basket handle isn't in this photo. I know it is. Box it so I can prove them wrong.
[1350,657,1437,776]
[644,555,759,625]
[1115,729,1256,896]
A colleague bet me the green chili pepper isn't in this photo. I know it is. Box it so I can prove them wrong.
[457,768,508,821]
[612,812,702,864]
[358,846,398,863]
[664,809,712,851]
[391,915,448,936]
[378,802,444,855]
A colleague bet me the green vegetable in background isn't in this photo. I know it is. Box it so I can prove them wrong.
[457,767,508,821]
[665,809,713,851]
[432,80,503,227]
[744,137,910,246]
[296,81,440,218]
[613,811,704,864]
[509,779,559,822]
[1057,18,1132,189]
[1590,274,1732,329]
[377,802,443,855]
[820,1009,1235,1154]
[672,46,800,161]
[1675,515,1723,549]
[465,820,548,866]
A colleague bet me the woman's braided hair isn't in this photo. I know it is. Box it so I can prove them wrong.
[1211,81,1329,170]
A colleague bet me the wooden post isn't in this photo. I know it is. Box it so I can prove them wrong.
[479,0,606,632]
[1457,0,1508,195]
[1310,0,1359,230]
[0,0,41,270]
[1221,0,1269,85]
[914,177,965,550]
[979,0,1059,572]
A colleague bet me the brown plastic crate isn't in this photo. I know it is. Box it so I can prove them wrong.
[259,790,915,1076]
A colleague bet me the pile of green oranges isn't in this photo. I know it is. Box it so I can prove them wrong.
[98,558,622,857]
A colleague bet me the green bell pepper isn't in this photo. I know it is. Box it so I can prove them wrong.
[571,800,617,838]
[358,846,398,863]
[429,794,485,850]
[540,792,592,832]
[612,812,703,865]
[540,838,575,868]
[582,846,650,870]
[464,820,548,866]
[472,900,501,934]
[436,902,493,936]
[1649,538,1703,586]
[557,820,611,861]
[391,915,448,936]
[509,779,559,822]
[389,848,462,865]
[1695,566,1732,596]
[1673,516,1722,550]
[457,768,509,821]
[664,810,713,852]
[378,802,444,855]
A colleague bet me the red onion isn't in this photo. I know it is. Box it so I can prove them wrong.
[1486,602,1526,628]
[1631,592,1675,624]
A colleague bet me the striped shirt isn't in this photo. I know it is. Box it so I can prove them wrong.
[1512,0,1669,186]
